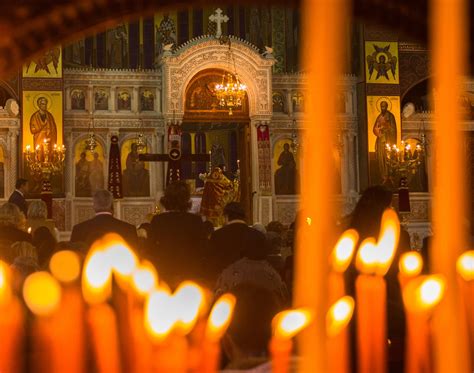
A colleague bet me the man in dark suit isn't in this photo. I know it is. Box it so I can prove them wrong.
[207,202,252,283]
[148,181,206,285]
[70,189,138,249]
[8,178,28,217]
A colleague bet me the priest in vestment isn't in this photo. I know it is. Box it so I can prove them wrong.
[200,167,239,227]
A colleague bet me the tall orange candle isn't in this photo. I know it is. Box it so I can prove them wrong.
[295,0,348,370]
[402,275,445,373]
[269,308,312,373]
[0,261,24,373]
[355,209,399,373]
[430,0,471,371]
[201,293,236,373]
[23,271,62,373]
[457,251,474,368]
[326,296,354,373]
[82,244,121,373]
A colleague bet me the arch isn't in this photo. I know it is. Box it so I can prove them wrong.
[162,36,273,120]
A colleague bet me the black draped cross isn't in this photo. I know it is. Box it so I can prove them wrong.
[139,148,210,185]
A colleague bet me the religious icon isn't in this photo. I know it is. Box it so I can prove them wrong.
[29,96,58,150]
[273,140,299,195]
[121,140,150,197]
[71,88,86,110]
[367,95,401,185]
[155,14,177,56]
[365,41,399,84]
[117,90,131,111]
[74,142,105,197]
[272,92,285,113]
[23,46,62,78]
[140,89,155,111]
[292,91,304,112]
[94,89,109,110]
[107,24,128,69]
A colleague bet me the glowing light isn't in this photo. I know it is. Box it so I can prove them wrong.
[326,296,354,337]
[375,209,400,276]
[206,293,236,341]
[144,288,176,341]
[173,281,205,334]
[82,249,112,304]
[419,276,445,307]
[23,272,61,316]
[103,235,138,278]
[403,275,446,313]
[131,260,158,296]
[0,261,11,305]
[273,308,312,340]
[399,252,423,277]
[355,238,378,274]
[331,229,359,272]
[306,217,312,226]
[456,251,474,281]
[50,250,81,283]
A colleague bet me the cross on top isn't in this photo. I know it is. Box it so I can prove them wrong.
[209,8,229,39]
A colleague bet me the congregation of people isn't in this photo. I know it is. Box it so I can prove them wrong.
[0,177,421,372]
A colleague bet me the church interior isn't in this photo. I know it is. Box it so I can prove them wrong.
[0,0,473,372]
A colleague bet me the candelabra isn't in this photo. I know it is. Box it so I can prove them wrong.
[85,120,97,153]
[384,140,424,180]
[24,138,65,218]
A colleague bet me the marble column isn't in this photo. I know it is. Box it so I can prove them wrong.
[7,128,18,197]
[250,119,260,223]
[64,130,73,197]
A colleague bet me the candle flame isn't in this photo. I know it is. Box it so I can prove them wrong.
[0,261,11,305]
[103,234,138,278]
[82,247,112,304]
[355,238,378,274]
[131,260,158,296]
[173,281,205,334]
[326,296,354,337]
[456,250,474,281]
[331,229,359,272]
[403,275,446,313]
[399,251,423,277]
[206,293,236,341]
[144,288,176,341]
[306,217,312,226]
[375,209,400,276]
[50,250,81,283]
[273,308,312,340]
[23,272,61,316]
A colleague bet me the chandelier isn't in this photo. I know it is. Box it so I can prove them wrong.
[384,140,424,179]
[215,39,247,115]
[25,139,66,181]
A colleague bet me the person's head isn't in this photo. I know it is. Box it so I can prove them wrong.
[160,181,191,212]
[80,152,86,159]
[283,143,290,151]
[37,97,48,112]
[350,185,393,239]
[223,202,246,223]
[93,152,99,159]
[265,232,282,255]
[242,228,267,260]
[252,223,266,234]
[223,284,281,363]
[11,241,38,263]
[0,203,27,230]
[266,221,285,235]
[27,200,48,220]
[380,100,388,113]
[93,189,114,214]
[15,178,28,194]
[32,226,57,266]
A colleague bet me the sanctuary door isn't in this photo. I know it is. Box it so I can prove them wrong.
[183,68,252,222]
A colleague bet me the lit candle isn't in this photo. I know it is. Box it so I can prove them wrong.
[48,250,85,373]
[329,229,359,303]
[326,296,354,373]
[456,251,474,366]
[402,275,446,373]
[270,308,312,373]
[82,244,121,373]
[430,0,471,370]
[398,251,423,288]
[23,271,63,372]
[201,293,236,373]
[355,209,399,373]
[0,261,23,373]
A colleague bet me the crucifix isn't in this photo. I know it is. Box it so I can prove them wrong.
[138,121,210,185]
[209,8,229,39]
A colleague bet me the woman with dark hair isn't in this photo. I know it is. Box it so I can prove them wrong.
[148,181,206,286]
[32,226,57,268]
